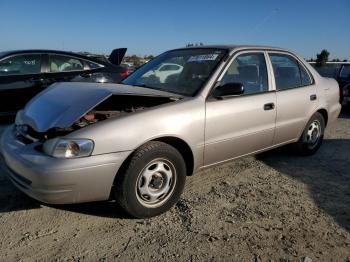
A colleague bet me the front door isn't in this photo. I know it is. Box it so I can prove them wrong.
[204,52,276,165]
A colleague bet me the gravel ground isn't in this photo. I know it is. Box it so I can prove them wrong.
[0,112,349,262]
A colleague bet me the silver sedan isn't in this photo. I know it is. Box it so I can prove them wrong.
[0,45,341,218]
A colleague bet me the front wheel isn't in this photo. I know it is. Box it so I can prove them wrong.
[295,112,325,156]
[115,141,186,218]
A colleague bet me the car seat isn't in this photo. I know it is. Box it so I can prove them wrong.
[50,62,59,72]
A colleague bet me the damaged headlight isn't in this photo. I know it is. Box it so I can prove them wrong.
[43,138,94,158]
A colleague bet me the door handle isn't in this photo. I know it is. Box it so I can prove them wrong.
[264,103,275,110]
[310,94,317,101]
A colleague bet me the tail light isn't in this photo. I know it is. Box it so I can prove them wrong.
[119,70,129,78]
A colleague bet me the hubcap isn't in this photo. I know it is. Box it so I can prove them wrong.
[136,159,176,207]
[305,120,321,149]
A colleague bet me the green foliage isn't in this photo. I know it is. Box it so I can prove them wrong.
[316,49,330,67]
[123,54,154,67]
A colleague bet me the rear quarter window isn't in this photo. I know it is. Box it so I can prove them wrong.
[86,61,103,70]
[299,63,313,86]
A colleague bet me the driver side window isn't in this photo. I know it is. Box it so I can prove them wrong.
[0,54,41,76]
[221,53,268,95]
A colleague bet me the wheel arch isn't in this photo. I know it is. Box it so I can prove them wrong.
[113,136,195,190]
[151,136,194,177]
[316,108,328,126]
[296,108,329,142]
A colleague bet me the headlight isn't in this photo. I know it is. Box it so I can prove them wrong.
[43,138,94,158]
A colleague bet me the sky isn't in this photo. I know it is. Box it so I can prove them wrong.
[0,0,349,59]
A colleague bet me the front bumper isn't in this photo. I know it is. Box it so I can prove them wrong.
[0,126,131,204]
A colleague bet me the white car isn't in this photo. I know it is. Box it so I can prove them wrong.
[142,63,183,83]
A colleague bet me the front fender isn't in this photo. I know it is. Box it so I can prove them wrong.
[65,98,206,170]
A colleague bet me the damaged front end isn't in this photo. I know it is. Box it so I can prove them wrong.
[14,82,181,145]
[74,94,175,129]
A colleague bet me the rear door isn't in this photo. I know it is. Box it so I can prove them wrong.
[267,52,317,145]
[0,53,44,114]
[204,51,276,165]
[44,54,89,86]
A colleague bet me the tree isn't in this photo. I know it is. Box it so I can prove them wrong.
[343,59,348,62]
[316,49,330,67]
[144,55,154,60]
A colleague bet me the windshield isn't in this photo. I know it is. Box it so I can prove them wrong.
[122,48,227,96]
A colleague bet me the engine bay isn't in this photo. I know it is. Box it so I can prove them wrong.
[16,94,179,142]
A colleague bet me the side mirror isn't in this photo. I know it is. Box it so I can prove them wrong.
[212,82,244,98]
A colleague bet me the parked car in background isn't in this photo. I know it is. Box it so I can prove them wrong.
[310,62,350,106]
[121,63,136,74]
[141,62,183,83]
[336,64,350,106]
[0,48,128,116]
[0,45,341,218]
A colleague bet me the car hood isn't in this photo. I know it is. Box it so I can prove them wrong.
[18,82,181,132]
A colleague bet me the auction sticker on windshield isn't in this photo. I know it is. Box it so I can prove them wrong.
[188,54,219,62]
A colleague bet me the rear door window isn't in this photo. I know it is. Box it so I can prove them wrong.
[49,55,84,72]
[269,53,302,90]
[0,54,42,75]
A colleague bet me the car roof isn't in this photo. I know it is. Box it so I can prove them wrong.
[172,44,292,53]
[0,49,111,65]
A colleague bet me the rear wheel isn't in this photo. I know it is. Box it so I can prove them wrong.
[115,141,186,218]
[295,112,325,156]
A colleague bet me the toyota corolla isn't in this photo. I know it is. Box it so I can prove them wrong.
[0,45,341,218]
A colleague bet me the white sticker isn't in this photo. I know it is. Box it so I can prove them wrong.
[188,54,219,62]
[24,60,36,65]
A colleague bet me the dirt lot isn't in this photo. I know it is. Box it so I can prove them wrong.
[0,112,349,262]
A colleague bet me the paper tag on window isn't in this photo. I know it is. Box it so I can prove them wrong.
[188,54,219,62]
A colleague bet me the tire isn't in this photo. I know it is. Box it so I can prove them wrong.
[295,112,325,156]
[115,141,186,218]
